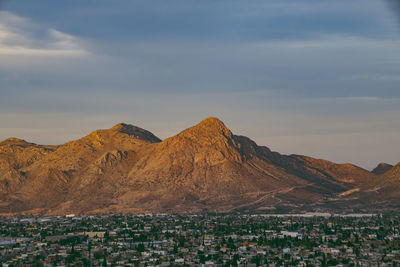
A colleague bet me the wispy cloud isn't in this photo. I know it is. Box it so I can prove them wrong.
[0,11,88,57]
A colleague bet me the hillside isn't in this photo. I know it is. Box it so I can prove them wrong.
[0,117,397,214]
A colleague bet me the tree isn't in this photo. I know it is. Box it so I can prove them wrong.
[232,254,239,266]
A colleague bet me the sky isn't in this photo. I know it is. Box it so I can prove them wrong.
[0,0,400,170]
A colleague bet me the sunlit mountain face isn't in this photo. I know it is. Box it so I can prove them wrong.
[0,118,399,215]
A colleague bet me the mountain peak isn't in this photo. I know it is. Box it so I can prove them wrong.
[195,117,231,133]
[0,137,31,145]
[104,123,161,143]
[372,162,393,175]
[198,117,226,128]
[111,122,134,132]
[177,117,232,140]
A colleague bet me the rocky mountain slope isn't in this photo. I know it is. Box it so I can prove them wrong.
[372,163,393,175]
[0,117,398,214]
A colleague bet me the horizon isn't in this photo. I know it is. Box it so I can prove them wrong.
[1,0,400,170]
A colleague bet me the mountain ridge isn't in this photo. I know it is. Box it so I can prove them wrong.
[0,117,398,214]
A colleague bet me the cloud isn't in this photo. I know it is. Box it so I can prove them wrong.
[1,30,400,99]
[0,1,399,170]
[385,0,400,27]
[0,11,88,57]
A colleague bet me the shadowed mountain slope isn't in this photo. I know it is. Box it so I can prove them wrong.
[372,163,393,175]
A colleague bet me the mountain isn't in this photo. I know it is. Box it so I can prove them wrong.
[373,162,400,200]
[0,117,397,214]
[381,162,400,180]
[372,163,393,175]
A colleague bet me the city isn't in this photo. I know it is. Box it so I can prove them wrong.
[1,213,399,266]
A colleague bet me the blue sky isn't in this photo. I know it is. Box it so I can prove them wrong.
[0,0,400,169]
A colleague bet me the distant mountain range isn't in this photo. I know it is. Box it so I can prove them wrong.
[0,117,399,214]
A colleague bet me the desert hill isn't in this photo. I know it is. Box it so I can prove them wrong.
[0,117,397,214]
